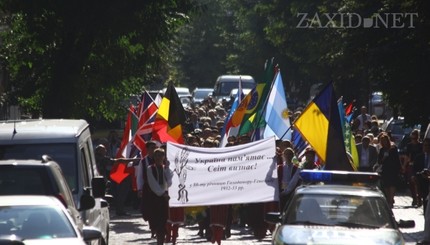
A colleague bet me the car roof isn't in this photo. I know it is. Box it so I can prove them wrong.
[0,195,64,206]
[193,87,213,91]
[0,119,88,143]
[295,184,383,198]
[0,159,55,166]
[216,75,254,81]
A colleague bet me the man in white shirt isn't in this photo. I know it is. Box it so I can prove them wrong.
[355,106,372,132]
[356,135,378,172]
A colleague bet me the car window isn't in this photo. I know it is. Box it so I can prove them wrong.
[193,90,212,99]
[284,194,394,228]
[0,144,78,194]
[0,167,53,195]
[0,205,77,239]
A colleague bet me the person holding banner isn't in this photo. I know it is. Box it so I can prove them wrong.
[206,137,232,245]
[163,143,185,245]
[137,141,158,222]
[280,147,320,209]
[278,147,299,212]
[144,148,173,245]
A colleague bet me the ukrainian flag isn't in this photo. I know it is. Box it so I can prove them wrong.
[294,83,353,171]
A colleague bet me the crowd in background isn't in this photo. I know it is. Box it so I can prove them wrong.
[93,95,430,244]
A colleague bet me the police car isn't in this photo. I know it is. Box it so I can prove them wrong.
[266,170,414,245]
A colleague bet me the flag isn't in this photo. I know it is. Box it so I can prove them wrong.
[338,97,359,170]
[152,82,187,144]
[293,82,353,170]
[263,71,292,141]
[220,77,244,147]
[110,105,136,184]
[344,100,356,123]
[292,129,309,159]
[238,58,275,137]
[134,91,158,155]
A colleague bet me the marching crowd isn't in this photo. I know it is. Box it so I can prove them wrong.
[94,96,430,245]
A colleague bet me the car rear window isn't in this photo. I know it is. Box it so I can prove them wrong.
[0,166,54,195]
[0,144,78,194]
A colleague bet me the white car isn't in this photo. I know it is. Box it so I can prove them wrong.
[0,195,101,245]
[266,170,415,245]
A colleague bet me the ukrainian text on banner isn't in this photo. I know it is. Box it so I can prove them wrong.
[167,137,278,207]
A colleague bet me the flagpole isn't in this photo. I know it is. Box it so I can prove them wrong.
[250,59,278,140]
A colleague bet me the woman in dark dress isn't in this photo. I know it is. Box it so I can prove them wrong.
[377,133,401,208]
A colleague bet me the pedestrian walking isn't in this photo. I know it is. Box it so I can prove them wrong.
[143,148,173,245]
[375,133,401,208]
[414,138,430,213]
[356,135,378,172]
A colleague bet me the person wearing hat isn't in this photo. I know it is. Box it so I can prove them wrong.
[356,135,378,172]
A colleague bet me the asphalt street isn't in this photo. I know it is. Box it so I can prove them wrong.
[108,191,425,245]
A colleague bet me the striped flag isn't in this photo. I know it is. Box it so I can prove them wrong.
[293,82,353,170]
[152,82,187,144]
[263,71,291,141]
[134,91,158,155]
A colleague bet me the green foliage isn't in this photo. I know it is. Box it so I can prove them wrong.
[0,0,199,121]
[1,0,429,128]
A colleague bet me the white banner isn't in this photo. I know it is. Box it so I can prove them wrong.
[166,137,278,207]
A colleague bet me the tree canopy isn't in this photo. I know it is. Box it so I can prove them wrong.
[0,0,198,121]
[1,0,429,128]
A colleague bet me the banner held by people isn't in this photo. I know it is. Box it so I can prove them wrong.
[167,137,278,207]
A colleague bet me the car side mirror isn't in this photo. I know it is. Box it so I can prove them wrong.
[91,176,106,198]
[79,194,95,211]
[397,219,415,228]
[82,226,102,241]
[265,212,282,224]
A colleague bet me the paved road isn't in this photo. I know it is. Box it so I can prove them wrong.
[108,192,425,245]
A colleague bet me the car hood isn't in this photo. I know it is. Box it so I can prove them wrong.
[274,225,403,244]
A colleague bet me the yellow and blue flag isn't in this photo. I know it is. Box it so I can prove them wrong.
[293,83,353,170]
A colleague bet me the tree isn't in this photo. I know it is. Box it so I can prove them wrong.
[0,1,199,121]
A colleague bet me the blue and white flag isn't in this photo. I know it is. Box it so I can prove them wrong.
[263,72,291,140]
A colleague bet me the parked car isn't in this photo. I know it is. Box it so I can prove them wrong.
[192,87,214,106]
[0,157,95,232]
[381,117,421,150]
[161,87,191,98]
[0,119,110,245]
[266,170,414,245]
[179,95,193,109]
[212,75,256,103]
[0,195,101,245]
[369,91,390,119]
[229,88,252,100]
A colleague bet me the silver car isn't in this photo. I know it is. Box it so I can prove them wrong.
[0,195,100,245]
[266,170,414,245]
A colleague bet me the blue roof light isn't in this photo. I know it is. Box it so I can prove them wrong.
[300,170,333,182]
[300,170,380,184]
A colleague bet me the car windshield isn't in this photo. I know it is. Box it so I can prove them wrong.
[0,144,78,194]
[284,194,395,228]
[217,81,255,96]
[193,90,212,99]
[0,205,77,239]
